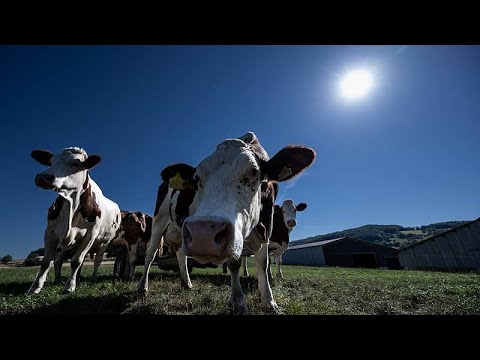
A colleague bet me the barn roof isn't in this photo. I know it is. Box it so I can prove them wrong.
[287,236,397,250]
[397,217,480,252]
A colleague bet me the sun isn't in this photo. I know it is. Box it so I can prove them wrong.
[338,68,374,101]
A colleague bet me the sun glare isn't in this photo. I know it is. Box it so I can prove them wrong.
[339,69,374,101]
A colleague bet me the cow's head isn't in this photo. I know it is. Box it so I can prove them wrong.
[162,132,315,265]
[280,199,307,231]
[31,147,101,194]
[122,211,145,233]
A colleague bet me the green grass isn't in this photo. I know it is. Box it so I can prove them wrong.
[1,263,479,315]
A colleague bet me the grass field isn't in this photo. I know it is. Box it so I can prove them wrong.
[1,262,479,315]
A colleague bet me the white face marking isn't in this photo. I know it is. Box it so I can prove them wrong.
[281,199,297,231]
[185,139,263,262]
[37,148,89,193]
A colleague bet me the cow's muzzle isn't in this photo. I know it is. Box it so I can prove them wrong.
[182,217,234,259]
[286,219,297,228]
[35,174,55,189]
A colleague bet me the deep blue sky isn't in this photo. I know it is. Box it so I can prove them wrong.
[1,45,479,259]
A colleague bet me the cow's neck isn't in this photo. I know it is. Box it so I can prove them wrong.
[56,173,95,242]
[58,174,91,212]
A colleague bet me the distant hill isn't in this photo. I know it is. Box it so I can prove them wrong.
[290,221,471,249]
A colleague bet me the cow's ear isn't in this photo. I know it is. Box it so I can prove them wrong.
[82,155,102,170]
[264,146,316,182]
[31,150,53,166]
[296,203,307,211]
[161,163,197,190]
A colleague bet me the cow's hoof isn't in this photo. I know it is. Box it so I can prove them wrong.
[181,281,193,290]
[231,302,248,315]
[138,288,148,296]
[61,288,75,294]
[26,287,41,295]
[263,301,283,314]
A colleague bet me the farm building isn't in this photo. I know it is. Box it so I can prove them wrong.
[282,236,398,268]
[397,218,480,271]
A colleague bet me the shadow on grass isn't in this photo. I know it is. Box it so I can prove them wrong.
[0,282,32,295]
[0,270,259,298]
[0,274,120,296]
[149,271,259,294]
[29,293,133,315]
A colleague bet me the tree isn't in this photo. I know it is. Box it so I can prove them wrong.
[24,248,46,266]
[1,255,12,264]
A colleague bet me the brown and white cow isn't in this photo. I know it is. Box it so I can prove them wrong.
[110,211,153,280]
[28,147,121,294]
[52,210,153,282]
[139,132,315,313]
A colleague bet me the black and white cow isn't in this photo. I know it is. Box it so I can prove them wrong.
[139,163,197,290]
[139,132,315,313]
[240,199,307,279]
[268,199,307,278]
[28,147,121,294]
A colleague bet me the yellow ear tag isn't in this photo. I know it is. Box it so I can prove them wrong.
[168,173,186,190]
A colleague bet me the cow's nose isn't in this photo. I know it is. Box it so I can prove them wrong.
[287,219,297,227]
[183,218,233,258]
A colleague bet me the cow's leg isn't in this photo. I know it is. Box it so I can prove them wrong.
[138,216,168,294]
[275,253,284,279]
[123,248,131,280]
[77,261,84,282]
[64,234,98,293]
[227,257,247,314]
[27,232,56,294]
[242,256,249,276]
[128,241,139,280]
[91,242,109,281]
[267,253,274,284]
[54,243,64,284]
[176,247,192,289]
[254,244,281,313]
[222,262,228,274]
[113,248,127,280]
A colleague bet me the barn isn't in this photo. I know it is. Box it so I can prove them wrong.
[397,218,480,271]
[282,236,398,268]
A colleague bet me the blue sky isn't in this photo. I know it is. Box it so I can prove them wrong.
[1,45,479,259]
